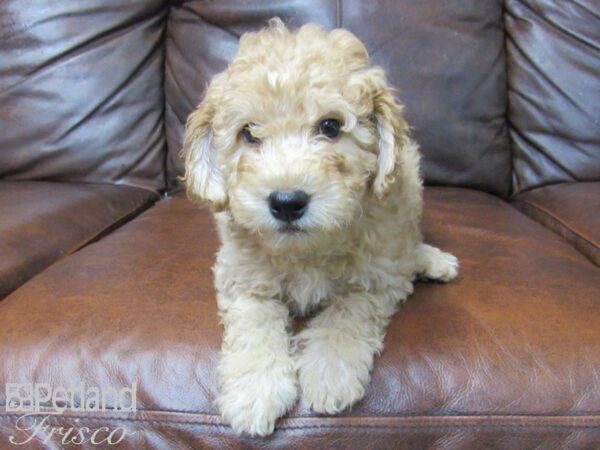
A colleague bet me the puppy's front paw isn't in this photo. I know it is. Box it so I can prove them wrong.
[297,338,372,414]
[217,365,297,436]
[417,244,459,283]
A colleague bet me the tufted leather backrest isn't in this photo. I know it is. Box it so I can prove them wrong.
[165,0,511,197]
[0,0,168,192]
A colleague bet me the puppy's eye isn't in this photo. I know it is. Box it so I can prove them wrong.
[241,125,260,145]
[318,119,341,139]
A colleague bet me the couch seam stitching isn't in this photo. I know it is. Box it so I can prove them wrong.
[1,414,599,429]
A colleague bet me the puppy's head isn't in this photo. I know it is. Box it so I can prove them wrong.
[183,18,409,252]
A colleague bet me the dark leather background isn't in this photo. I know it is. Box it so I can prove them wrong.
[0,0,167,192]
[165,0,510,197]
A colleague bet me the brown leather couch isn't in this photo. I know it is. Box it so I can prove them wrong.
[1,1,599,448]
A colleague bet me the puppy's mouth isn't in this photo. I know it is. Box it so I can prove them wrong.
[277,224,307,235]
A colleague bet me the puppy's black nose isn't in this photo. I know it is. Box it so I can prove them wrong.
[268,190,309,223]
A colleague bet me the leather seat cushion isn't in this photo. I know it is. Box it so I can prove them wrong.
[0,188,598,448]
[0,181,158,299]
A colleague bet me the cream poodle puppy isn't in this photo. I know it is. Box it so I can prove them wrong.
[183,18,458,436]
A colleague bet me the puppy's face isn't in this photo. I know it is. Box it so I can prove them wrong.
[183,20,408,252]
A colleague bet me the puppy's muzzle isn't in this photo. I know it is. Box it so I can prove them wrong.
[268,190,310,223]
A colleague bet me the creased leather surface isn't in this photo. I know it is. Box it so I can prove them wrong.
[165,1,510,197]
[513,182,600,266]
[0,181,158,300]
[0,188,598,448]
[0,0,168,191]
[505,0,600,195]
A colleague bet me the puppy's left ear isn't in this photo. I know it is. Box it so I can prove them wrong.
[353,68,410,202]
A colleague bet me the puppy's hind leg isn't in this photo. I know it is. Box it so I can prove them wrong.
[415,243,459,282]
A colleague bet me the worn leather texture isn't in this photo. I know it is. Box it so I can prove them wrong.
[1,189,598,448]
[0,181,158,299]
[505,0,600,195]
[514,182,600,266]
[0,0,168,191]
[165,0,510,197]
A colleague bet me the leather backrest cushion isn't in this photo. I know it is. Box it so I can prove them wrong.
[165,0,510,197]
[0,0,167,191]
[506,0,600,195]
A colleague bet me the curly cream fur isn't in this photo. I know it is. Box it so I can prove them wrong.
[182,18,458,436]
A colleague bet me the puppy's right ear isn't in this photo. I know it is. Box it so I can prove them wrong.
[182,98,227,209]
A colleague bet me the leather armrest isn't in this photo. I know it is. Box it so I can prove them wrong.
[0,181,158,299]
[513,182,600,265]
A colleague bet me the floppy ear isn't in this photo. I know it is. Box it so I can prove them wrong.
[181,97,228,209]
[357,68,410,202]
